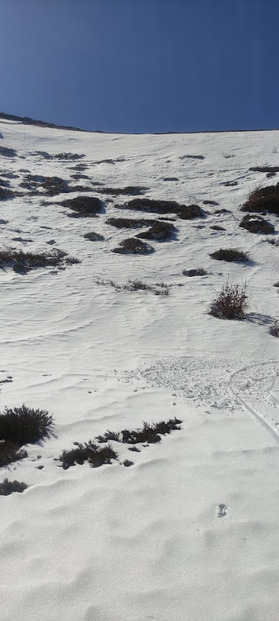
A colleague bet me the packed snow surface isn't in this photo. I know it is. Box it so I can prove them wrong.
[0,119,278,620]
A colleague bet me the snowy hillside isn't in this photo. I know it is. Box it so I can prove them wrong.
[0,118,278,621]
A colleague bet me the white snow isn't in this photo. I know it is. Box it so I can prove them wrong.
[0,119,278,621]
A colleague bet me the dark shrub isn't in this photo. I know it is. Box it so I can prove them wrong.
[183,268,207,277]
[84,232,104,241]
[221,180,238,187]
[239,214,274,234]
[241,185,279,216]
[0,479,28,495]
[61,195,104,217]
[203,200,219,206]
[210,225,226,231]
[137,221,176,241]
[210,248,250,262]
[0,187,14,200]
[112,238,154,255]
[21,175,70,196]
[106,217,156,229]
[270,320,279,337]
[250,166,279,173]
[54,153,85,160]
[180,154,204,160]
[0,146,17,158]
[209,282,248,320]
[121,198,183,215]
[178,204,205,220]
[0,248,79,273]
[0,405,54,447]
[0,441,28,467]
[96,186,146,196]
[97,418,182,445]
[59,441,118,469]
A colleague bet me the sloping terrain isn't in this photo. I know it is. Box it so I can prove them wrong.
[0,118,278,621]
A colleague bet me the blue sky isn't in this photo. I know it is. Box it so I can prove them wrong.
[0,0,278,133]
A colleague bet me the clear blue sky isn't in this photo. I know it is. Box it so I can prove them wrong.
[0,0,278,133]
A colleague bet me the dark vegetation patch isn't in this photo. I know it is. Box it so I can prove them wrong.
[20,174,70,196]
[210,248,250,262]
[183,268,207,277]
[210,225,226,231]
[54,153,85,160]
[180,154,204,160]
[106,217,157,229]
[220,180,238,187]
[31,151,53,159]
[112,238,154,255]
[84,231,105,241]
[71,163,88,171]
[209,282,248,320]
[93,157,125,165]
[59,441,118,469]
[203,200,219,206]
[266,237,279,246]
[137,221,176,241]
[119,198,205,219]
[96,186,146,196]
[250,166,279,173]
[240,214,274,234]
[0,405,54,446]
[0,187,14,200]
[95,277,169,295]
[60,195,104,217]
[123,459,134,467]
[70,173,90,180]
[0,248,79,273]
[0,177,10,187]
[270,321,279,337]
[215,208,231,215]
[273,281,279,287]
[163,177,179,181]
[241,185,279,216]
[0,146,17,158]
[0,479,28,495]
[0,442,28,468]
[97,418,182,445]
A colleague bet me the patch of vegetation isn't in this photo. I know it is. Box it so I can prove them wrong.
[209,282,248,320]
[20,174,70,196]
[221,180,238,187]
[106,217,157,229]
[240,214,274,234]
[0,187,14,200]
[137,221,176,241]
[178,204,205,220]
[54,153,85,160]
[97,418,182,445]
[210,248,250,262]
[0,442,28,468]
[60,195,104,217]
[123,460,134,467]
[250,166,279,173]
[84,232,104,241]
[0,146,17,158]
[59,441,118,469]
[96,186,146,196]
[94,278,169,295]
[210,225,226,231]
[163,177,179,181]
[266,237,279,246]
[119,198,205,220]
[241,185,279,216]
[273,281,279,287]
[214,208,231,215]
[0,248,79,273]
[70,173,90,180]
[112,238,154,255]
[180,154,204,160]
[0,405,54,446]
[270,320,279,337]
[0,478,28,495]
[203,200,219,206]
[183,268,207,277]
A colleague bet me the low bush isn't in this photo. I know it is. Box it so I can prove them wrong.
[94,278,169,295]
[209,282,248,320]
[0,248,79,273]
[106,217,156,229]
[210,248,250,262]
[112,238,154,255]
[84,232,104,241]
[270,320,279,337]
[249,166,279,173]
[0,441,28,468]
[59,441,118,469]
[0,479,28,495]
[177,204,205,220]
[241,185,279,216]
[0,187,14,200]
[240,214,274,234]
[183,268,207,277]
[96,186,146,196]
[0,405,54,446]
[210,225,226,231]
[21,175,70,196]
[0,146,17,158]
[61,195,104,217]
[97,418,182,445]
[137,221,176,241]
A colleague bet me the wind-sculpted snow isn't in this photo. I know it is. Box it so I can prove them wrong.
[0,118,279,620]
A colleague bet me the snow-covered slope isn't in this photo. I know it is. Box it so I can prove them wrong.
[0,119,278,621]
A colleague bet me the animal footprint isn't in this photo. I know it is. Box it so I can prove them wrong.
[216,503,228,518]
